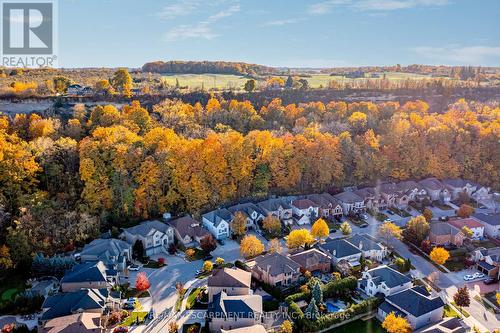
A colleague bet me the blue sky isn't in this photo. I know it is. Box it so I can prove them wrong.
[59,0,500,68]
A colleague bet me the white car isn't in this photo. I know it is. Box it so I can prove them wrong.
[127,264,140,271]
[463,274,474,281]
[473,272,485,279]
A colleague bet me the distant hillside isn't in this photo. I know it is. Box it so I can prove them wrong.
[141,60,278,76]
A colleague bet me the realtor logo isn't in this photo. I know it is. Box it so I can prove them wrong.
[1,0,57,67]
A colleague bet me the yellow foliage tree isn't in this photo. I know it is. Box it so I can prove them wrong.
[378,221,401,247]
[286,229,314,250]
[311,218,329,241]
[231,211,247,237]
[382,312,412,333]
[262,215,282,236]
[203,260,213,272]
[240,235,264,259]
[430,247,450,266]
[280,320,293,333]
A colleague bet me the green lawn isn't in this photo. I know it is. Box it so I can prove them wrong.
[444,260,466,272]
[472,239,498,249]
[186,288,202,310]
[186,248,206,261]
[123,288,151,299]
[324,318,386,333]
[121,311,148,326]
[451,302,470,317]
[0,274,26,306]
[443,304,461,318]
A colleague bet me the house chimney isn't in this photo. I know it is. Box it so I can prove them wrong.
[359,241,363,250]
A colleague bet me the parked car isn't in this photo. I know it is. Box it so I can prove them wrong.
[387,210,395,215]
[383,218,393,223]
[127,264,140,271]
[360,214,369,221]
[473,272,485,279]
[484,278,497,285]
[463,274,474,281]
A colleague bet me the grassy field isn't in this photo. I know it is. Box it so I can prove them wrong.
[324,318,386,333]
[162,72,433,90]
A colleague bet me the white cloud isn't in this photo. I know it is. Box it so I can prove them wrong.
[164,3,240,41]
[159,0,201,19]
[412,45,500,64]
[308,0,449,15]
[260,18,306,27]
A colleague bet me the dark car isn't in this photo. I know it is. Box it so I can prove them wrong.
[484,278,497,285]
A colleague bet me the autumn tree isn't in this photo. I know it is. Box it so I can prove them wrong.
[244,79,256,93]
[203,260,213,272]
[286,229,314,250]
[461,226,473,238]
[430,247,449,266]
[240,235,264,259]
[382,312,412,333]
[267,238,282,253]
[0,245,13,269]
[453,286,470,310]
[311,218,329,241]
[280,320,293,333]
[378,222,401,247]
[231,211,247,237]
[403,215,430,245]
[200,234,217,253]
[457,204,475,218]
[111,68,133,97]
[215,257,225,266]
[340,221,352,235]
[262,215,281,236]
[423,208,433,222]
[135,272,151,291]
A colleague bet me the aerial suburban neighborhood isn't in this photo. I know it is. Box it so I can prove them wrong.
[0,1,499,333]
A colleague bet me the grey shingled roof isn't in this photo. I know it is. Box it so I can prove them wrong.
[386,286,444,317]
[333,191,363,204]
[202,209,233,227]
[419,178,444,191]
[353,188,376,200]
[208,291,262,319]
[473,213,500,226]
[61,261,108,284]
[257,198,292,212]
[227,203,265,219]
[347,234,383,251]
[41,289,107,320]
[364,265,411,288]
[319,238,362,258]
[208,268,251,289]
[430,222,461,236]
[292,198,318,210]
[80,238,130,259]
[253,252,300,276]
[167,216,210,239]
[122,220,171,237]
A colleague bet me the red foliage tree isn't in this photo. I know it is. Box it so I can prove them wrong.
[135,272,151,291]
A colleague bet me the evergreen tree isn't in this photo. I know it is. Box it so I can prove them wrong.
[312,280,323,305]
[305,298,319,320]
[285,75,294,88]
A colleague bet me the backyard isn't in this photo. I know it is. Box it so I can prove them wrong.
[324,318,386,333]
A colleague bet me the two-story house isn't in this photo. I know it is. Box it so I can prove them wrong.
[207,268,252,302]
[473,213,500,238]
[60,261,116,292]
[257,198,293,225]
[473,247,500,279]
[289,248,331,273]
[354,187,385,211]
[358,265,413,297]
[251,252,301,287]
[419,178,451,203]
[442,179,477,200]
[207,292,263,332]
[202,209,232,240]
[167,215,210,247]
[428,222,465,247]
[397,180,426,202]
[121,220,175,256]
[378,286,445,330]
[448,218,484,239]
[291,199,319,225]
[227,203,266,230]
[80,238,131,271]
[347,234,387,262]
[318,238,362,266]
[333,191,365,214]
[305,193,343,219]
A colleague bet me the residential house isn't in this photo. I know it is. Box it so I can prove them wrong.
[257,198,293,225]
[289,248,331,273]
[291,199,319,225]
[358,265,413,297]
[228,203,266,230]
[221,324,267,333]
[207,268,252,302]
[472,213,500,238]
[333,191,365,214]
[378,183,401,208]
[378,286,445,330]
[39,312,103,333]
[39,289,109,325]
[353,187,385,211]
[207,291,263,332]
[29,277,59,298]
[167,215,210,246]
[318,238,362,266]
[447,218,484,239]
[67,84,92,96]
[418,178,451,203]
[471,185,492,203]
[60,261,116,293]
[121,220,175,256]
[347,234,387,262]
[251,252,301,287]
[202,209,232,240]
[416,317,467,333]
[80,238,131,271]
[442,179,477,200]
[306,193,343,219]
[473,247,500,279]
[428,222,465,247]
[397,180,427,202]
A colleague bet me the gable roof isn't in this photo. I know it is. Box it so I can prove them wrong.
[379,182,399,195]
[289,248,330,267]
[208,291,262,319]
[319,238,362,258]
[448,218,484,230]
[333,191,363,204]
[41,289,107,320]
[227,202,265,219]
[353,187,376,200]
[122,220,171,237]
[386,286,444,317]
[253,252,300,276]
[208,268,251,289]
[40,312,102,333]
[419,178,444,191]
[202,209,232,227]
[80,238,130,261]
[397,180,421,192]
[364,265,411,288]
[319,193,342,206]
[473,213,500,226]
[167,215,210,240]
[292,198,317,210]
[61,262,108,284]
[430,222,462,236]
[347,234,383,251]
[257,198,292,212]
[442,178,473,189]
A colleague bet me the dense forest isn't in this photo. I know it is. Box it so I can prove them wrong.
[0,97,498,269]
[142,60,277,76]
